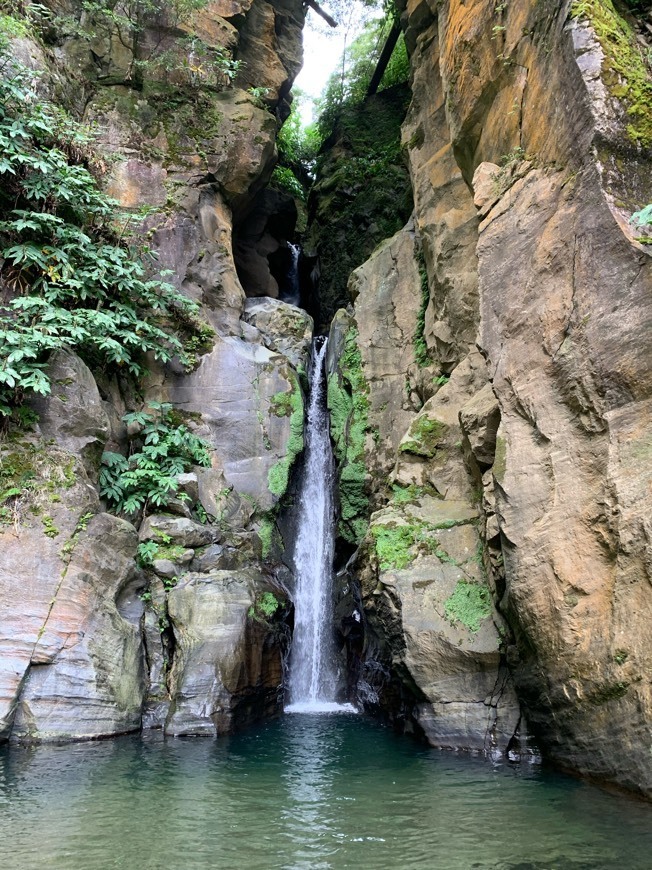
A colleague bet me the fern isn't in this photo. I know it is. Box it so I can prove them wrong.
[99,404,211,516]
[0,41,204,414]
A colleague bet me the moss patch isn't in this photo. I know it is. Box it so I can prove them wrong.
[371,517,459,571]
[444,580,492,632]
[399,416,447,458]
[571,0,652,146]
[267,375,304,499]
[390,483,438,505]
[328,323,373,545]
[258,513,275,559]
[0,441,77,529]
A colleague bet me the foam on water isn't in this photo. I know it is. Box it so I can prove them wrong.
[284,701,357,715]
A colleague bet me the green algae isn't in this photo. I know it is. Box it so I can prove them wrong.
[267,375,304,499]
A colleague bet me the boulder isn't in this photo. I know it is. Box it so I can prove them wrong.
[243,296,313,371]
[360,496,520,752]
[28,350,110,474]
[3,510,145,742]
[164,569,286,735]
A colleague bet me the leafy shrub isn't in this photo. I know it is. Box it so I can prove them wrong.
[270,165,306,201]
[248,591,280,622]
[317,15,409,142]
[0,41,203,415]
[99,403,211,515]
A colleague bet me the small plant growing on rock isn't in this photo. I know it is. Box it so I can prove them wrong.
[630,204,652,242]
[100,403,211,515]
[248,591,281,623]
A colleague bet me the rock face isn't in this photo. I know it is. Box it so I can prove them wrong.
[0,455,145,742]
[305,84,413,331]
[164,569,288,736]
[0,0,307,744]
[327,0,652,796]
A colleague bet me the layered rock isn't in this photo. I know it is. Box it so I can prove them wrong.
[0,0,308,744]
[328,0,652,795]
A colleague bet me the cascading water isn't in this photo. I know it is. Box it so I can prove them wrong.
[281,242,301,307]
[286,337,350,713]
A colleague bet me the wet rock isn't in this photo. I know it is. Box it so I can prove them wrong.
[164,569,287,735]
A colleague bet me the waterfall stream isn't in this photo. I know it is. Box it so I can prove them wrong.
[286,338,350,713]
[283,242,301,307]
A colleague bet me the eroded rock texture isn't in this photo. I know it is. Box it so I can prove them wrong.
[330,0,652,795]
[0,0,307,744]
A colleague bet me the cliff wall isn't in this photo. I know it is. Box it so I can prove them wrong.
[0,0,308,742]
[329,0,652,797]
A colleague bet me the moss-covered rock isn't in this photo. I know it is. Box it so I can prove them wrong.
[327,315,373,545]
[305,84,413,331]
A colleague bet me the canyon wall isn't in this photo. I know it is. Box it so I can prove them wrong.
[330,0,652,796]
[0,0,307,743]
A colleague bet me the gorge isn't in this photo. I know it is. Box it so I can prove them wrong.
[0,0,652,857]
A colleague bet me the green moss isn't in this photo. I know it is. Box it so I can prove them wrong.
[156,544,188,562]
[258,514,275,559]
[571,0,652,146]
[270,391,294,417]
[267,375,304,498]
[0,442,77,529]
[328,323,372,544]
[371,518,449,570]
[390,483,432,505]
[372,524,420,570]
[399,416,447,458]
[444,581,492,632]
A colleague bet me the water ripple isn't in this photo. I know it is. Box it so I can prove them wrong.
[1,714,651,869]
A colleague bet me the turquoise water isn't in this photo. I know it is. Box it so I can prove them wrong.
[1,712,651,869]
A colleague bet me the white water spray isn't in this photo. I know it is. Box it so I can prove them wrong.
[286,339,352,713]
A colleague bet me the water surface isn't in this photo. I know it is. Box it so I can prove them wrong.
[1,713,651,869]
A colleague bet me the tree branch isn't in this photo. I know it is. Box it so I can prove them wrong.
[306,0,338,29]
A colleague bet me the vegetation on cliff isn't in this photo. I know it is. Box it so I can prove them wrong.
[571,0,652,146]
[0,37,204,418]
[100,403,211,515]
[327,321,373,545]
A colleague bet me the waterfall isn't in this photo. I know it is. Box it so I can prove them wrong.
[282,243,301,307]
[286,337,344,713]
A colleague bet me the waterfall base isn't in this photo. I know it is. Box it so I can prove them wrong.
[285,701,357,714]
